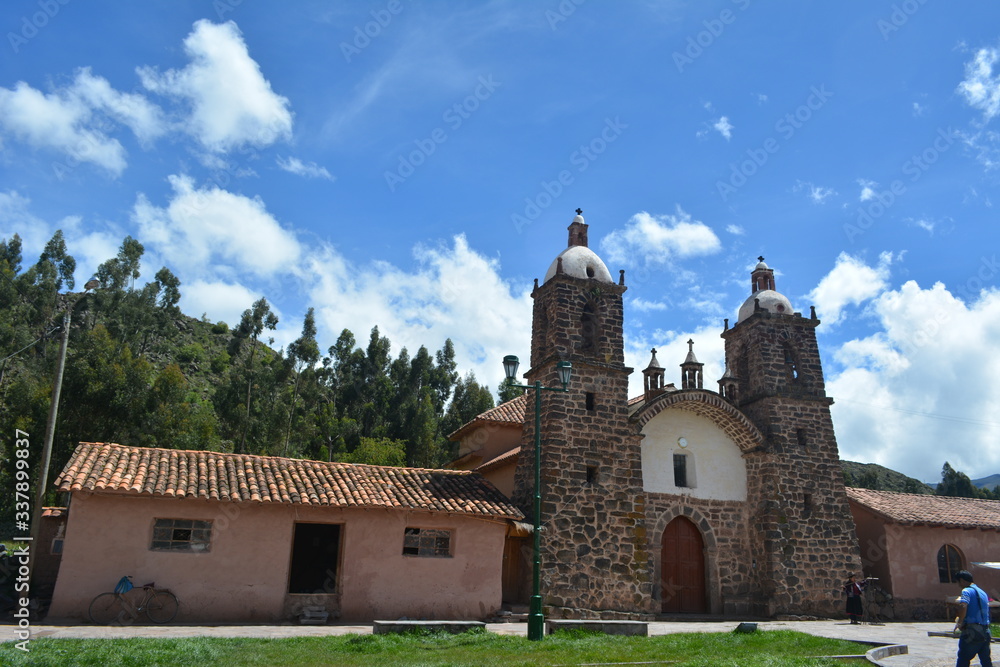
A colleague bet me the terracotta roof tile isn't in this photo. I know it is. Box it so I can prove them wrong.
[475,446,521,474]
[447,394,527,440]
[847,487,1000,530]
[56,443,524,521]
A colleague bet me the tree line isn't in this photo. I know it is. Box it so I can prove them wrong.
[0,231,519,529]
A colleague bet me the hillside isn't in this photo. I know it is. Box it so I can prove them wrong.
[972,474,1000,491]
[841,460,935,494]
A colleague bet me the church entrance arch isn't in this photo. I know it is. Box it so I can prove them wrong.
[660,516,707,613]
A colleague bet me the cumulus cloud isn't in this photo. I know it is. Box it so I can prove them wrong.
[132,174,301,278]
[726,224,745,235]
[600,208,721,267]
[713,116,733,140]
[957,45,1000,121]
[139,20,293,152]
[303,234,533,394]
[277,156,335,181]
[857,179,877,202]
[828,282,1000,481]
[0,69,167,176]
[808,252,894,326]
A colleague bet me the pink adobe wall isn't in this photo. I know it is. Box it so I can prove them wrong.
[850,504,893,589]
[457,424,521,465]
[48,492,508,623]
[882,521,1000,602]
[481,462,516,499]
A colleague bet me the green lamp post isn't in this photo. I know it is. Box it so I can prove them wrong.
[502,354,572,641]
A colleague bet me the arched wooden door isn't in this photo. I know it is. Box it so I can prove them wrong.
[661,516,707,613]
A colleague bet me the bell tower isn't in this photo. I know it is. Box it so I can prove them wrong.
[720,258,861,617]
[512,209,653,618]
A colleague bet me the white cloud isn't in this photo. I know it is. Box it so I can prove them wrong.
[600,208,721,267]
[857,179,877,202]
[755,93,768,105]
[957,45,1000,121]
[303,234,533,395]
[808,252,894,326]
[726,224,745,235]
[182,279,267,327]
[276,156,335,181]
[713,116,733,140]
[139,20,293,152]
[829,282,1000,481]
[912,101,925,117]
[631,297,669,312]
[0,82,126,175]
[0,69,166,175]
[132,174,301,278]
[794,180,836,203]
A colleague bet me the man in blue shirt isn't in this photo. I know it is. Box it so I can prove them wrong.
[953,570,992,667]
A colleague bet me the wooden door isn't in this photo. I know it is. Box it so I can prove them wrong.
[502,537,529,604]
[661,516,707,613]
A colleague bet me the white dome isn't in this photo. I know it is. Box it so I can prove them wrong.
[737,289,793,322]
[544,245,613,284]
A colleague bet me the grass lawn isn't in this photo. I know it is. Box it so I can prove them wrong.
[0,628,871,666]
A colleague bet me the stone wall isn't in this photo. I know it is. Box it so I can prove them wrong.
[513,273,654,617]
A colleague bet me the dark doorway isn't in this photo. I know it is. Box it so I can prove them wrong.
[288,523,341,594]
[660,516,707,613]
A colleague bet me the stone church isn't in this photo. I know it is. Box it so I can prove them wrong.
[450,210,862,619]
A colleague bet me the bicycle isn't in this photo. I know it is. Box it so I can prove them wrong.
[89,576,179,625]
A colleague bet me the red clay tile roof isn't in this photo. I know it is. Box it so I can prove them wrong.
[57,443,524,520]
[847,488,1000,530]
[447,393,527,440]
[475,446,521,474]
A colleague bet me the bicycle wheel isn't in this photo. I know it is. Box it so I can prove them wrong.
[89,592,125,625]
[145,591,178,623]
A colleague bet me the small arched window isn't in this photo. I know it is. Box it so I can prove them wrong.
[938,544,965,583]
[580,302,598,352]
[783,344,799,381]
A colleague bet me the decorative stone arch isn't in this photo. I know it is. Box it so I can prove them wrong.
[650,505,721,615]
[632,389,765,455]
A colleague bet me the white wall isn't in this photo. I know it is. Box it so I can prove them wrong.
[641,409,747,501]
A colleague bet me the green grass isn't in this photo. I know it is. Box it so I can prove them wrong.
[0,628,871,666]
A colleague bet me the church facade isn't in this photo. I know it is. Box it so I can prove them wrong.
[455,210,862,619]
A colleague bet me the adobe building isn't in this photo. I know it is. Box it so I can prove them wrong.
[848,488,1000,620]
[47,443,522,623]
[451,210,863,618]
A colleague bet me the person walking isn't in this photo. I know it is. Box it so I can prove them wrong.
[953,570,992,667]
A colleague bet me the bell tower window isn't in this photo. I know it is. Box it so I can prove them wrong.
[581,301,598,352]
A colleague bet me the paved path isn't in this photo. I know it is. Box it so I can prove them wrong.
[7,619,975,666]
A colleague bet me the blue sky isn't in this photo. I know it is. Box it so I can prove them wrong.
[3,1,1000,482]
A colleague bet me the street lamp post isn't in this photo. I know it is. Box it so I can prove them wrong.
[30,279,100,570]
[502,355,572,641]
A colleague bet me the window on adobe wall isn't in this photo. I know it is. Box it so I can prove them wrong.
[288,522,342,594]
[586,465,598,484]
[403,527,452,558]
[783,344,799,381]
[938,544,965,583]
[586,392,596,412]
[150,518,212,553]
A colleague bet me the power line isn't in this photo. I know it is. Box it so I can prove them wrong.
[835,397,1000,429]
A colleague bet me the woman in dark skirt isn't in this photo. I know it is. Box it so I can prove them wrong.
[843,574,865,624]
